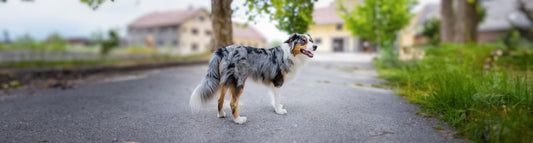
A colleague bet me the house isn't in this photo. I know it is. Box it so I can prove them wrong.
[403,0,532,46]
[127,9,213,55]
[478,0,532,42]
[307,0,374,53]
[399,4,440,47]
[127,8,268,56]
[233,24,267,48]
[67,38,90,46]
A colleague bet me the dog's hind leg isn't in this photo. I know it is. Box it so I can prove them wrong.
[269,86,287,115]
[217,87,227,118]
[229,85,246,124]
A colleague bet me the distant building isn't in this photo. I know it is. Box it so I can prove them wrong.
[127,9,212,55]
[67,38,90,46]
[233,24,267,48]
[478,0,532,42]
[307,0,374,53]
[402,0,533,46]
[127,8,267,56]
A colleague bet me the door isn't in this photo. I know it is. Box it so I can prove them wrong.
[332,38,344,52]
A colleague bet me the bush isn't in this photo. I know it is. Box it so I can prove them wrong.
[45,33,68,51]
[124,46,154,54]
[12,34,39,50]
[421,18,440,45]
[375,43,533,142]
[100,29,120,55]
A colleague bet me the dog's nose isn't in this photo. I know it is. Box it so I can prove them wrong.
[313,45,317,51]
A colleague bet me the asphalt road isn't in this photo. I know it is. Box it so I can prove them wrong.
[0,53,464,143]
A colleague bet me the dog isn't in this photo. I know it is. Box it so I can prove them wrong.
[189,33,317,124]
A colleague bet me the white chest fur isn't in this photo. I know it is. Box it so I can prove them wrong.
[284,54,308,83]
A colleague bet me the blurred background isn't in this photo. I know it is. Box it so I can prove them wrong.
[1,0,532,142]
[0,0,443,68]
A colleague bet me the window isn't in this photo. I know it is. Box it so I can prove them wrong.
[205,30,212,36]
[171,26,178,32]
[336,24,343,31]
[157,39,165,46]
[191,43,198,51]
[192,28,198,35]
[197,16,204,21]
[148,28,154,33]
[172,39,178,46]
[316,38,322,44]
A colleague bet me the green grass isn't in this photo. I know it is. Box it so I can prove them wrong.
[375,43,533,142]
[0,51,211,69]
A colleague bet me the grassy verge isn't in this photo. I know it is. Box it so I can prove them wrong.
[0,52,211,69]
[375,43,533,142]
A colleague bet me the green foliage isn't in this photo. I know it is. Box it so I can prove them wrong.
[339,0,415,46]
[80,0,114,10]
[0,51,212,69]
[124,46,154,54]
[89,30,104,46]
[100,29,120,55]
[501,28,521,51]
[12,34,39,50]
[375,43,533,142]
[339,0,415,64]
[269,40,282,47]
[421,18,440,45]
[241,0,317,34]
[476,2,486,25]
[45,33,68,51]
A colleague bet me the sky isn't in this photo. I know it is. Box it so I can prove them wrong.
[0,0,438,43]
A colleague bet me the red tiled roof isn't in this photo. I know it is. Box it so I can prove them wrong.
[233,24,266,42]
[313,3,344,25]
[129,9,206,28]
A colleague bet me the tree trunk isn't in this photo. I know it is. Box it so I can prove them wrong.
[211,0,233,50]
[454,0,477,43]
[440,0,455,43]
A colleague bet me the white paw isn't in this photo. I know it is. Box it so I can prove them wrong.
[275,108,287,115]
[234,116,247,124]
[217,111,226,118]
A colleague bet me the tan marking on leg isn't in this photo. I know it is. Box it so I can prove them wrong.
[229,86,243,119]
[283,71,287,81]
[218,87,227,114]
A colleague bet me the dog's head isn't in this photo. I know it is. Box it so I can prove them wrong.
[284,33,317,58]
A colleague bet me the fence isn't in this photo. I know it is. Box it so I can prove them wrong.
[0,50,166,64]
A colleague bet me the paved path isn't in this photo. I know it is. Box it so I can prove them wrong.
[0,53,463,142]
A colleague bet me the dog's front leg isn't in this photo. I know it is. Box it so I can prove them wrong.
[269,86,287,114]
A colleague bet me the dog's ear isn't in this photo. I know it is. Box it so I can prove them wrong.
[284,33,298,44]
[284,33,299,54]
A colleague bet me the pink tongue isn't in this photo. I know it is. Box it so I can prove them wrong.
[302,50,314,58]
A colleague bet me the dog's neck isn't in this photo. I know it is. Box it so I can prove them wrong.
[281,43,309,71]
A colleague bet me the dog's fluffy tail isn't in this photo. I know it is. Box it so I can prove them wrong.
[190,48,224,112]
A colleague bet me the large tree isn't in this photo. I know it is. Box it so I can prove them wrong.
[440,0,455,43]
[241,0,317,34]
[211,0,233,50]
[454,0,478,43]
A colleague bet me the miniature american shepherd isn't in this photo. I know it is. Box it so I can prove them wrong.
[189,33,317,124]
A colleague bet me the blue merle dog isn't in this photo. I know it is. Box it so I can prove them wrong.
[190,33,317,124]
